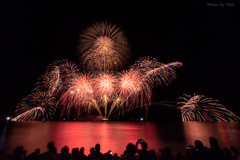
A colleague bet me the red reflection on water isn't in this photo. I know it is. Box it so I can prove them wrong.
[183,122,211,146]
[2,121,239,157]
[50,122,161,156]
[183,122,239,149]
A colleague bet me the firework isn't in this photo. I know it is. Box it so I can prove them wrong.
[12,92,56,121]
[47,59,79,91]
[58,73,100,116]
[178,94,240,122]
[131,57,183,87]
[78,21,129,72]
[14,21,185,121]
[117,69,151,110]
[33,66,61,97]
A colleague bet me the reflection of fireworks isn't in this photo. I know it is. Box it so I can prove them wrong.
[78,21,129,72]
[12,92,56,121]
[178,94,240,122]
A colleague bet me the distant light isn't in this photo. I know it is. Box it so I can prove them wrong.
[140,118,143,121]
[7,117,11,120]
[63,118,65,121]
[74,119,75,120]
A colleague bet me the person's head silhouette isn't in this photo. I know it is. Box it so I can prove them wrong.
[90,147,94,154]
[47,141,54,151]
[141,141,148,150]
[209,137,219,149]
[126,143,136,156]
[195,140,203,150]
[95,143,101,152]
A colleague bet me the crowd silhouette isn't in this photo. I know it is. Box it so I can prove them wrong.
[0,137,239,160]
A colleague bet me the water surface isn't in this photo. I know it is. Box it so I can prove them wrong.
[0,121,239,156]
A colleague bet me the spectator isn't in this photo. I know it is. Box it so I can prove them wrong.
[28,149,40,160]
[38,141,56,160]
[58,145,71,160]
[223,147,233,160]
[230,146,239,160]
[158,146,175,160]
[120,143,139,160]
[135,139,149,160]
[88,147,94,157]
[113,153,119,160]
[88,143,106,160]
[193,140,207,160]
[208,137,225,160]
[72,148,80,160]
[148,150,157,160]
[79,147,87,160]
[11,146,24,160]
[176,152,183,160]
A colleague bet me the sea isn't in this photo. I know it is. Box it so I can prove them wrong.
[0,121,239,157]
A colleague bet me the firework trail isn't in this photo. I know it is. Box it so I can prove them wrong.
[131,57,183,87]
[46,59,79,92]
[94,72,118,118]
[33,66,61,96]
[178,94,240,122]
[12,92,56,121]
[78,21,129,72]
[33,59,79,97]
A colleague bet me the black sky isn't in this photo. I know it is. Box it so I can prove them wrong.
[1,1,239,119]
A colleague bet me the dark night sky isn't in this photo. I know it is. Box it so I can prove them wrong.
[0,1,239,119]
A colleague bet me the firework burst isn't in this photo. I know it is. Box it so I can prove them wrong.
[178,94,240,122]
[47,59,79,91]
[12,92,56,121]
[58,73,100,117]
[33,66,61,96]
[78,21,129,72]
[131,57,183,87]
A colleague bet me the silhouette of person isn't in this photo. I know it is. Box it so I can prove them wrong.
[79,147,87,160]
[88,147,94,157]
[135,139,149,160]
[72,148,80,160]
[208,137,225,160]
[148,150,157,160]
[28,148,40,160]
[223,147,233,160]
[230,146,239,160]
[113,153,119,160]
[120,143,139,160]
[38,141,56,160]
[176,152,183,160]
[192,140,207,160]
[88,143,106,160]
[11,146,24,160]
[158,146,175,160]
[58,145,71,160]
